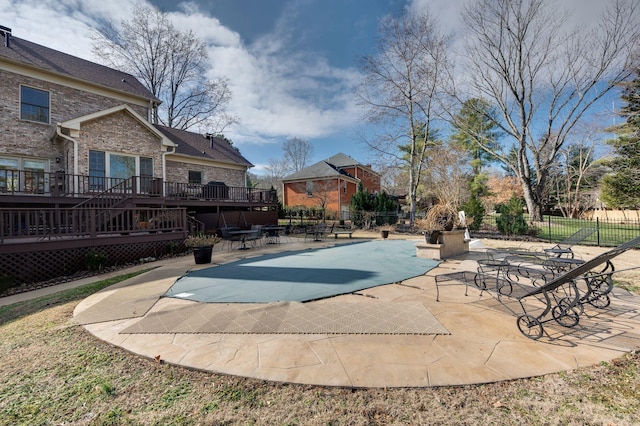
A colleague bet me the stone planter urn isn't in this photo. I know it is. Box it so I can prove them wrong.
[424,230,441,244]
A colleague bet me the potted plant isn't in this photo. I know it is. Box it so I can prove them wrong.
[417,204,458,244]
[379,225,395,239]
[185,233,221,264]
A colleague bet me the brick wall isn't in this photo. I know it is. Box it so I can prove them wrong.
[284,178,342,214]
[166,160,246,187]
[0,68,149,171]
[76,111,163,176]
[341,166,380,193]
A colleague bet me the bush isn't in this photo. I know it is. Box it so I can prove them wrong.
[461,196,484,231]
[0,275,16,295]
[85,250,108,271]
[496,196,529,235]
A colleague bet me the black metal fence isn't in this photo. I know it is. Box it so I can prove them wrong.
[477,214,640,248]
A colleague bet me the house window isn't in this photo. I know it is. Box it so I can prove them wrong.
[89,150,106,191]
[20,86,50,124]
[188,171,202,184]
[140,157,153,192]
[0,157,20,192]
[0,156,47,193]
[140,157,153,177]
[306,181,313,196]
[23,159,46,193]
[89,151,155,192]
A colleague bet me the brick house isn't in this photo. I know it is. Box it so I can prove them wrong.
[0,26,276,284]
[282,153,381,219]
[0,27,261,204]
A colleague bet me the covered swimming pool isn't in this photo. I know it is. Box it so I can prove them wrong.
[165,239,440,303]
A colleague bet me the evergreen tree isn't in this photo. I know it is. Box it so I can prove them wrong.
[450,98,502,228]
[451,98,502,179]
[601,70,640,209]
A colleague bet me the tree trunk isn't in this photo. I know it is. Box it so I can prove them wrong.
[521,179,543,222]
[409,191,417,226]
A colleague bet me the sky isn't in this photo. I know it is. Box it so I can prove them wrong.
[0,0,613,175]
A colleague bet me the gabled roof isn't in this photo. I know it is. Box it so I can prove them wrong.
[325,153,360,168]
[0,34,159,102]
[57,104,174,147]
[282,152,375,182]
[326,152,380,176]
[155,125,253,168]
[282,160,350,181]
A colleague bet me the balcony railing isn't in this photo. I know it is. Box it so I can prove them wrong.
[0,207,187,242]
[0,169,277,204]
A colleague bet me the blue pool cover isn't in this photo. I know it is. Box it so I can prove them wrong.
[165,239,439,303]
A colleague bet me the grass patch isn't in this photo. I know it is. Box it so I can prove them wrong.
[0,268,154,325]
[532,215,640,247]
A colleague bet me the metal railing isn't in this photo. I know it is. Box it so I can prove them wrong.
[0,169,277,204]
[478,214,640,248]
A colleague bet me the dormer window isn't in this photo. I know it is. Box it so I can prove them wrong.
[20,85,50,124]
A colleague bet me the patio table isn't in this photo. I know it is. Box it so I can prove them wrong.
[229,229,258,250]
[262,226,284,244]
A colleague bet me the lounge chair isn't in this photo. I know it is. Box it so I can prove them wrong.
[485,227,597,262]
[516,235,640,339]
[435,235,640,339]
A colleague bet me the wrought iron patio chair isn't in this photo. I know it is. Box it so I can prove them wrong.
[483,227,597,263]
[543,227,597,258]
[219,226,242,251]
[435,235,640,339]
[515,235,640,340]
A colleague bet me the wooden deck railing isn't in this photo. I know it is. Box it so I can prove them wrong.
[0,207,187,243]
[0,170,277,204]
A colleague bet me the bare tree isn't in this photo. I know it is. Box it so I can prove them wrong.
[357,12,450,225]
[91,3,236,132]
[283,138,314,174]
[457,0,640,221]
[257,158,289,200]
[552,132,604,218]
[423,142,471,209]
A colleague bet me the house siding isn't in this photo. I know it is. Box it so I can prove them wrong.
[165,160,246,187]
[0,68,149,169]
[284,178,343,214]
[76,111,163,177]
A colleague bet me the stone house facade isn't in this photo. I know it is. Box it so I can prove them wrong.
[0,27,253,203]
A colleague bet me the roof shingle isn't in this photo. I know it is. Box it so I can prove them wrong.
[0,35,158,102]
[282,152,376,181]
[155,125,253,168]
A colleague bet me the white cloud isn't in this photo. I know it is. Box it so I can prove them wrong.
[1,0,364,152]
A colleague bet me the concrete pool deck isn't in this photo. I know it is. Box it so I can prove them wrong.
[15,234,640,388]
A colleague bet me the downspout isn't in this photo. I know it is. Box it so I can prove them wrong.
[161,144,177,197]
[337,178,341,219]
[55,124,78,194]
